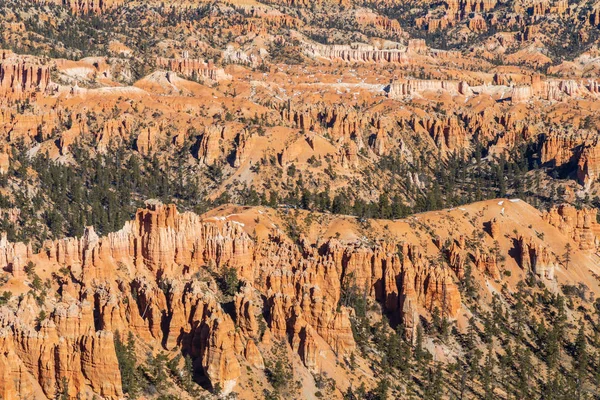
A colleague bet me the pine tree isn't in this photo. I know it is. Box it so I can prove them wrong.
[373,377,390,400]
[344,385,357,400]
[573,321,588,400]
[516,347,533,399]
[563,243,572,270]
[183,355,197,394]
[415,324,425,363]
[482,344,495,400]
[59,376,69,400]
[424,363,444,400]
[114,331,140,397]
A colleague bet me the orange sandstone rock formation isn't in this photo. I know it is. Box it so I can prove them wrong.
[156,56,232,82]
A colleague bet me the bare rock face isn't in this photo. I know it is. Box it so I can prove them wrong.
[490,218,500,239]
[244,339,264,369]
[407,39,428,54]
[233,129,250,168]
[577,141,600,187]
[34,0,124,14]
[282,103,378,142]
[540,132,584,168]
[539,131,600,187]
[474,249,500,280]
[468,14,487,32]
[198,312,241,394]
[96,118,133,152]
[341,140,359,168]
[0,201,469,396]
[388,78,461,98]
[0,302,123,400]
[135,125,160,156]
[528,0,568,17]
[511,85,533,102]
[416,14,454,32]
[516,235,555,278]
[156,56,232,82]
[0,51,50,99]
[234,284,262,339]
[198,125,224,165]
[372,129,388,156]
[355,10,403,36]
[542,204,598,250]
[0,233,31,277]
[305,43,411,64]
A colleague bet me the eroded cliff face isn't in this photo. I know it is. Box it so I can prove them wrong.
[1,197,599,398]
[0,51,50,100]
[34,0,125,14]
[0,200,468,398]
[156,56,232,82]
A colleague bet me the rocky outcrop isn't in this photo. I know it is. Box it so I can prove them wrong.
[0,299,123,400]
[388,79,462,98]
[0,196,469,397]
[577,140,600,187]
[0,51,50,99]
[0,233,31,278]
[198,125,224,165]
[96,118,133,152]
[415,14,454,32]
[468,14,487,32]
[489,218,500,239]
[516,235,555,279]
[590,7,600,26]
[34,0,124,14]
[282,103,376,141]
[407,39,428,54]
[0,202,388,394]
[511,85,533,102]
[233,129,250,168]
[305,43,411,64]
[539,131,600,187]
[156,56,232,82]
[355,10,403,36]
[542,205,598,250]
[528,0,568,18]
[540,131,585,168]
[445,0,497,18]
[135,125,160,156]
[6,194,592,397]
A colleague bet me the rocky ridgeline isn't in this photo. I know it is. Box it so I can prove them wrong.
[280,94,542,161]
[304,38,446,63]
[0,201,469,398]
